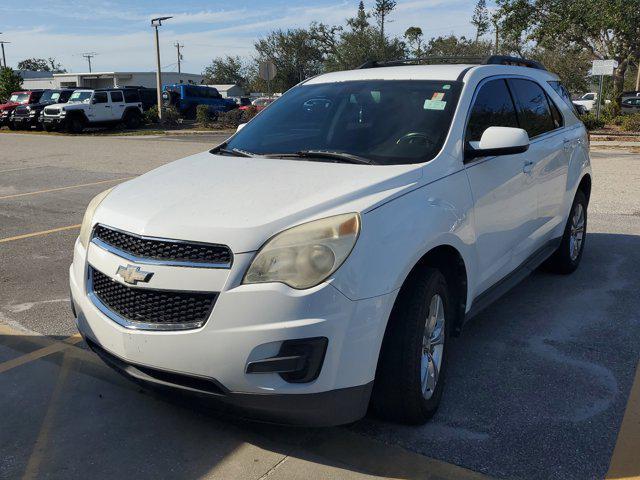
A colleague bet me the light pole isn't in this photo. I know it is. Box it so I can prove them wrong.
[0,34,10,68]
[151,16,172,120]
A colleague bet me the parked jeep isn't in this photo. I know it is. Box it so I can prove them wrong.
[122,86,157,111]
[162,84,237,118]
[0,90,45,128]
[42,89,143,133]
[10,89,75,130]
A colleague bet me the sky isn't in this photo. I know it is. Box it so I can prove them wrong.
[1,0,491,74]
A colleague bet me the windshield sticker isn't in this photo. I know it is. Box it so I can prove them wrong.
[431,92,445,101]
[442,84,451,90]
[424,99,447,110]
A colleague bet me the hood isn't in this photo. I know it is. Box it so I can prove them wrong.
[94,151,422,252]
[0,102,20,111]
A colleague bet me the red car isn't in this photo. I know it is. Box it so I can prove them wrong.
[0,90,45,128]
[239,97,275,112]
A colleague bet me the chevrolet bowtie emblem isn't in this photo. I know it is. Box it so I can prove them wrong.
[116,265,154,285]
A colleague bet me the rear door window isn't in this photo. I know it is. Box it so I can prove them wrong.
[465,79,519,142]
[548,80,579,116]
[110,91,124,103]
[507,79,556,138]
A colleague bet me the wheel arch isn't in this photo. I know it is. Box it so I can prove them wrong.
[577,173,592,204]
[395,244,469,337]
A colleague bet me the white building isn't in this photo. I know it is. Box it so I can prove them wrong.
[20,71,204,90]
[203,84,245,98]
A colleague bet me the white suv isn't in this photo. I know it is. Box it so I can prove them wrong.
[43,89,143,133]
[70,56,591,426]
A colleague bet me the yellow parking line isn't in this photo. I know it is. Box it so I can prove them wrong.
[607,360,640,479]
[0,224,81,243]
[0,176,132,200]
[0,165,46,174]
[21,353,73,480]
[0,333,82,374]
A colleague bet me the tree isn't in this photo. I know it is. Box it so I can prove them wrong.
[0,68,23,102]
[373,0,397,39]
[202,56,250,89]
[496,0,640,108]
[16,57,66,73]
[425,35,493,57]
[254,28,326,92]
[471,0,490,42]
[404,27,424,57]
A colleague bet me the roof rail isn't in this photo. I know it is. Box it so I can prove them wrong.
[357,55,547,71]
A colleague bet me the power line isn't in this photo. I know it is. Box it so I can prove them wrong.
[174,42,184,74]
[81,52,98,72]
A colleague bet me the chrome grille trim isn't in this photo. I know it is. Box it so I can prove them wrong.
[91,224,233,269]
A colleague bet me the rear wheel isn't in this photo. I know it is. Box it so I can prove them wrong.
[544,190,588,274]
[123,111,142,129]
[370,268,451,424]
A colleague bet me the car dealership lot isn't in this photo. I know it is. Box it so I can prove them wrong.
[0,132,639,479]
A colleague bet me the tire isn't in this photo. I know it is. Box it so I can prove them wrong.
[65,116,84,134]
[370,267,452,424]
[123,111,142,129]
[544,190,588,274]
[44,124,55,132]
[8,121,17,131]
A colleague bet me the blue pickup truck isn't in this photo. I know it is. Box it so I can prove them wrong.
[162,84,237,118]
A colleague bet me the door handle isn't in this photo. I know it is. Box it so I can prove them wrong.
[563,139,573,151]
[523,160,534,175]
[105,105,111,108]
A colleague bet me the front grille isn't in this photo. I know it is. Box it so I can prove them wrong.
[90,267,217,329]
[14,106,29,116]
[44,107,60,116]
[93,225,233,267]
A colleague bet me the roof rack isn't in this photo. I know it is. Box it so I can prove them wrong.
[357,55,547,71]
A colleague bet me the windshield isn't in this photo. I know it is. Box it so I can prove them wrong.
[69,91,92,103]
[225,80,461,165]
[9,93,29,103]
[40,91,61,103]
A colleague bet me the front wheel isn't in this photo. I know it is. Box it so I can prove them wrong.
[370,268,451,424]
[123,111,142,129]
[544,190,588,274]
[65,116,84,134]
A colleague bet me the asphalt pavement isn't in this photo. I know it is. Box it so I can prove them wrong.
[0,132,638,480]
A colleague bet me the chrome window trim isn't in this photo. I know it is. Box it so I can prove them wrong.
[86,265,209,331]
[91,224,233,269]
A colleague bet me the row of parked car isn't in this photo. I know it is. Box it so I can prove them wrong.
[0,84,276,133]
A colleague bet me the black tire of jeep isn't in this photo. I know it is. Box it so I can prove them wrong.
[8,121,17,131]
[123,111,142,129]
[370,267,452,424]
[44,124,55,132]
[66,116,84,134]
[544,190,588,274]
[35,123,43,131]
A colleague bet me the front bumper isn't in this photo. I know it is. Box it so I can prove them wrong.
[11,115,39,128]
[70,238,395,425]
[43,116,65,127]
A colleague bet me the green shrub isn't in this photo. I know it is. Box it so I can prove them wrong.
[580,113,605,131]
[159,106,180,128]
[609,115,625,127]
[196,104,213,126]
[216,108,244,128]
[144,105,159,125]
[621,113,640,132]
[241,106,259,123]
[600,102,619,123]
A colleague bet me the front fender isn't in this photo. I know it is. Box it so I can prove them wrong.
[331,169,477,304]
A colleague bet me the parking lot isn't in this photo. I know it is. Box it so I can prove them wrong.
[1,132,639,480]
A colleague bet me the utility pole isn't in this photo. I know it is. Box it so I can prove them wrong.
[493,18,499,55]
[636,61,640,92]
[174,42,184,74]
[151,17,172,120]
[82,52,97,72]
[0,40,10,69]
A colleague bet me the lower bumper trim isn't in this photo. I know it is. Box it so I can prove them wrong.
[84,335,372,426]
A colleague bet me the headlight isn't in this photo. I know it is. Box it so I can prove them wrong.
[243,213,360,289]
[78,188,113,248]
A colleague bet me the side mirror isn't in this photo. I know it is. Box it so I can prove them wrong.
[236,123,247,133]
[91,97,97,104]
[465,126,529,161]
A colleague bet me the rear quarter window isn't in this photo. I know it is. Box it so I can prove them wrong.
[507,79,556,138]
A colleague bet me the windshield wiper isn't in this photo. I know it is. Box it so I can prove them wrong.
[266,150,373,165]
[212,142,257,158]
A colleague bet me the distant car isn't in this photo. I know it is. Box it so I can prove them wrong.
[162,84,236,118]
[0,90,45,128]
[229,96,252,107]
[573,92,611,112]
[10,89,75,130]
[42,88,143,133]
[621,97,640,115]
[239,97,275,112]
[572,103,588,115]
